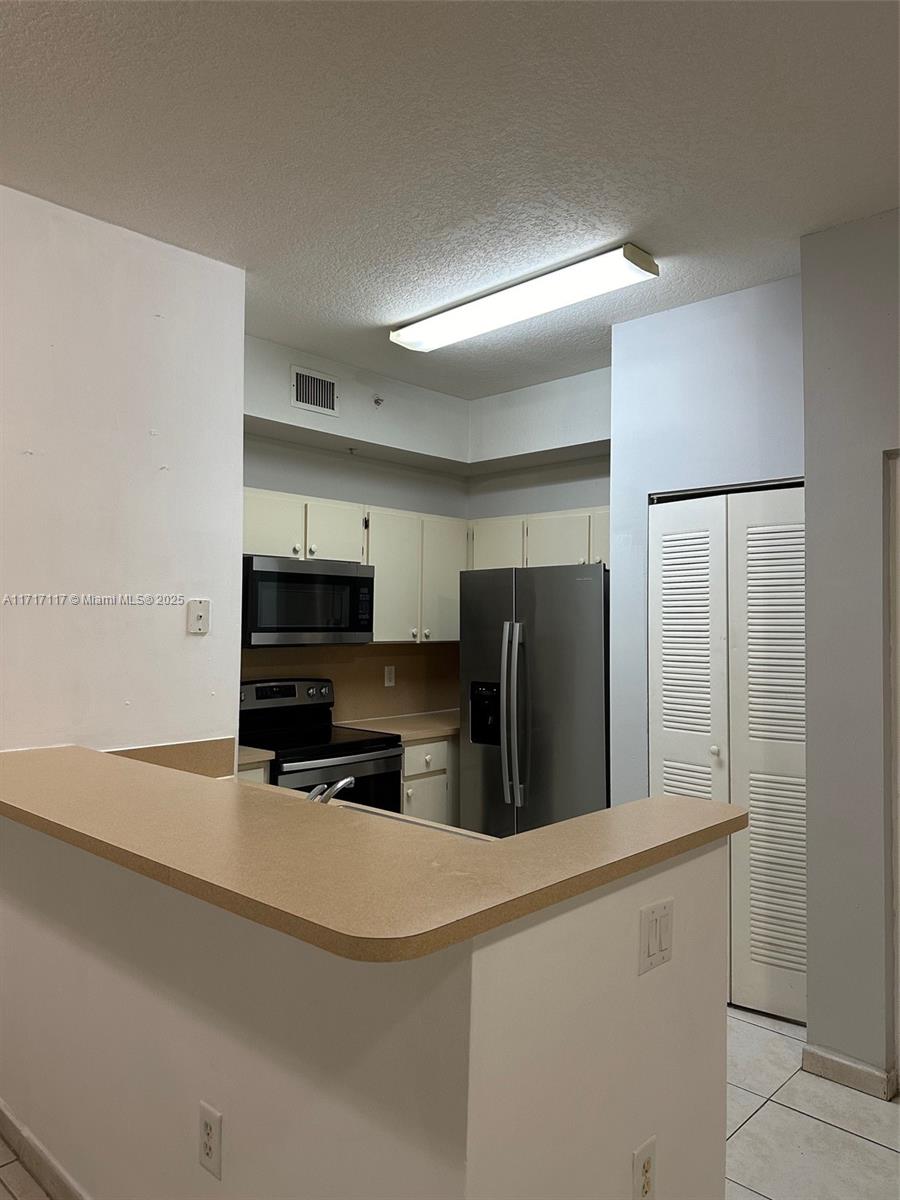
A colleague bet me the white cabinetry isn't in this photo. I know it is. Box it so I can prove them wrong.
[243,489,305,558]
[421,516,468,641]
[367,509,422,643]
[589,507,611,564]
[402,737,458,826]
[526,512,590,566]
[305,499,366,563]
[471,518,525,569]
[243,490,364,563]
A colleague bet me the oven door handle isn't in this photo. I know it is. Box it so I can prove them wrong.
[279,747,402,772]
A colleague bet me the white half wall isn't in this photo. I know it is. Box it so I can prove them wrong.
[609,277,804,804]
[0,187,245,751]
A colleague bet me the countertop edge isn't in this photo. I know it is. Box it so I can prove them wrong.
[0,793,747,963]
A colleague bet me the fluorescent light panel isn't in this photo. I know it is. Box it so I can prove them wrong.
[390,243,659,353]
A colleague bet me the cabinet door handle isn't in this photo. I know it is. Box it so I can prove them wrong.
[308,544,317,555]
[424,754,432,766]
[292,544,302,555]
[411,628,418,639]
[406,788,413,799]
[423,628,431,639]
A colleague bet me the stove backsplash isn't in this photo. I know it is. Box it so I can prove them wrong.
[240,641,459,722]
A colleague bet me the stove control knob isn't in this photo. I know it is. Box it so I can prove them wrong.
[307,686,318,698]
[319,686,329,696]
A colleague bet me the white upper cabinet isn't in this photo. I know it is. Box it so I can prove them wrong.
[305,499,366,563]
[589,507,610,565]
[243,488,305,557]
[471,518,525,570]
[367,509,422,643]
[525,512,590,567]
[421,516,468,641]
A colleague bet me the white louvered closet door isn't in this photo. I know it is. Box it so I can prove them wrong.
[649,496,730,806]
[728,487,807,1021]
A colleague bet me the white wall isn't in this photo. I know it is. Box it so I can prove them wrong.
[466,845,726,1200]
[468,368,610,462]
[801,209,899,1083]
[245,335,610,468]
[0,187,245,751]
[244,335,470,462]
[244,436,469,518]
[609,277,804,803]
[244,436,609,521]
[466,456,609,519]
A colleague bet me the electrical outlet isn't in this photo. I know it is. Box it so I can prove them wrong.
[632,1135,655,1200]
[384,665,395,687]
[199,1101,222,1179]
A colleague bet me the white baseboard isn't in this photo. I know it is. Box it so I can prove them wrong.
[802,1043,899,1101]
[0,1097,91,1200]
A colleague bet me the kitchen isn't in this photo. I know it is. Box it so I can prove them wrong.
[0,5,898,1200]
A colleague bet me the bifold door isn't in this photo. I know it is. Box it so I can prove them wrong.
[649,487,807,1021]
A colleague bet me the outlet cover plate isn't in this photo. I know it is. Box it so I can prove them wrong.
[638,899,673,975]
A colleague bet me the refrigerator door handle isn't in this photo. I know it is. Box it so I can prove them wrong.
[510,620,525,807]
[499,620,513,805]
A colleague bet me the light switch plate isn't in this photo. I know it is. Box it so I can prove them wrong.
[384,665,395,687]
[638,899,673,975]
[187,598,210,635]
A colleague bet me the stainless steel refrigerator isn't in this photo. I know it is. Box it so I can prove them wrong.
[459,563,609,838]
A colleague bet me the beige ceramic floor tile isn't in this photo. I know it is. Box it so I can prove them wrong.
[0,1161,50,1200]
[0,1138,14,1168]
[726,1102,900,1200]
[727,1016,804,1097]
[726,1181,771,1200]
[728,1006,807,1042]
[727,1085,767,1137]
[773,1071,900,1152]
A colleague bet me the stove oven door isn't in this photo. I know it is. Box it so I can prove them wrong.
[275,747,403,813]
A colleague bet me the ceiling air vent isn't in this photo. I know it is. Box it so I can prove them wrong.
[291,366,339,416]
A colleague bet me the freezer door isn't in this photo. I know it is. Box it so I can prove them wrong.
[459,569,516,837]
[513,564,608,832]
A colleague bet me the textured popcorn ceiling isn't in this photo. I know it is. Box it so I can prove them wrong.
[0,2,896,399]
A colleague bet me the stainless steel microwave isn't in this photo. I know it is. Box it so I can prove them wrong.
[242,555,374,646]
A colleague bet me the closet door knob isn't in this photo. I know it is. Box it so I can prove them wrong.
[709,745,721,758]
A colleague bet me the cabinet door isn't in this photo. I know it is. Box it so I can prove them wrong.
[526,512,590,566]
[403,773,451,825]
[589,507,610,565]
[367,509,422,643]
[243,488,305,557]
[728,487,806,1022]
[471,518,524,570]
[648,495,730,807]
[421,517,468,641]
[305,499,365,563]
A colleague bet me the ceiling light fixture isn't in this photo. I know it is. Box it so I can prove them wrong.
[389,243,659,353]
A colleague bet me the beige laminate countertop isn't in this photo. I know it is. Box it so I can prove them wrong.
[237,744,275,768]
[0,746,746,963]
[336,708,460,743]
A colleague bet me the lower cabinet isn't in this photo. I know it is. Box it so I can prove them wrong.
[402,737,459,826]
[238,765,269,785]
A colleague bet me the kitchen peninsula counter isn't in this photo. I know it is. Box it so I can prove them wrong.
[0,744,744,962]
[336,707,460,743]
